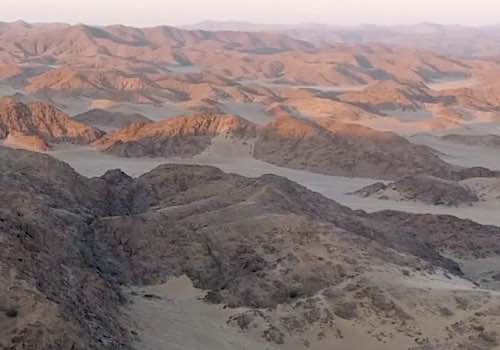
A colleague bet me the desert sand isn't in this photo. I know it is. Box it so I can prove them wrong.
[0,84,20,97]
[126,270,500,350]
[2,19,500,350]
[221,102,273,125]
[428,77,479,91]
[125,276,276,350]
[48,138,500,227]
[410,133,500,170]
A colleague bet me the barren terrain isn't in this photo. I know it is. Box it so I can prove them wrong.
[1,19,500,350]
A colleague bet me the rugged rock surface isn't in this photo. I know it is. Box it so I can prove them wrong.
[452,166,500,181]
[353,175,480,206]
[25,67,174,103]
[73,108,153,131]
[188,21,500,57]
[2,21,496,119]
[253,114,457,180]
[2,147,500,349]
[98,112,500,181]
[0,97,104,144]
[0,22,460,88]
[0,147,130,350]
[3,131,50,152]
[339,80,435,112]
[96,114,257,157]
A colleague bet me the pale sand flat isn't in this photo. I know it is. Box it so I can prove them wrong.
[0,84,21,97]
[241,79,369,93]
[125,269,500,350]
[220,102,274,125]
[380,108,433,122]
[47,138,500,227]
[410,133,500,170]
[427,78,479,91]
[125,276,276,350]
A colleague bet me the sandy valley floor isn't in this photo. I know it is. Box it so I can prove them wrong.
[126,271,500,350]
[46,136,500,227]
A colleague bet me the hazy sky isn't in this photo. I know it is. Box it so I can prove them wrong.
[1,0,499,27]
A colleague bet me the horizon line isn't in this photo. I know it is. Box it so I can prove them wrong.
[2,18,500,30]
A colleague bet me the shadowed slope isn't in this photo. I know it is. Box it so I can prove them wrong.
[2,147,500,349]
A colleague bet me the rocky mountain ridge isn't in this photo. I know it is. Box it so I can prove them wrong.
[2,146,500,349]
[0,97,104,144]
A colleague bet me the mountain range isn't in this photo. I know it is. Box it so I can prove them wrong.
[1,19,500,350]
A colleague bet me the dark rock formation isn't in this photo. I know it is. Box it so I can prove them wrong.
[1,147,500,349]
[353,175,480,206]
[73,109,153,130]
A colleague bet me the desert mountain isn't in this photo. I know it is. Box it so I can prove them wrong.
[96,114,257,157]
[188,21,500,57]
[73,109,153,131]
[2,21,500,139]
[282,97,373,122]
[24,67,172,103]
[353,175,481,206]
[3,131,50,152]
[2,16,500,350]
[0,97,104,145]
[1,146,500,349]
[0,21,486,101]
[253,114,462,180]
[0,22,314,65]
[98,112,498,180]
[338,80,436,112]
[442,81,500,112]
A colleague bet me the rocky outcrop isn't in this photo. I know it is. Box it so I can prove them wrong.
[2,147,500,349]
[353,175,480,206]
[451,166,500,181]
[98,112,500,181]
[253,114,456,180]
[24,67,173,103]
[0,147,130,350]
[339,80,435,112]
[0,97,104,144]
[73,108,153,130]
[3,131,50,152]
[96,114,257,157]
